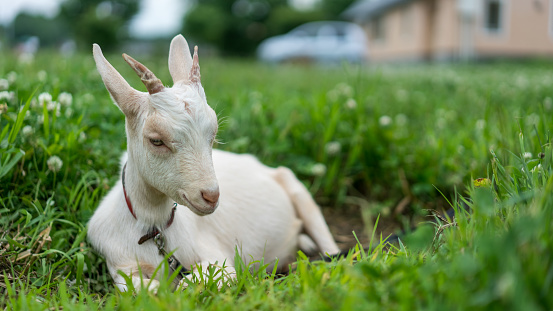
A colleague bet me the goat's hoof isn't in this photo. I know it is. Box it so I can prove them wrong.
[177,278,190,291]
[131,278,161,294]
[148,279,161,294]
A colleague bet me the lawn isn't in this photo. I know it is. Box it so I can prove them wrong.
[0,50,552,310]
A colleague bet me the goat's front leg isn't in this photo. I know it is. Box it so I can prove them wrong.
[177,261,237,290]
[110,263,161,293]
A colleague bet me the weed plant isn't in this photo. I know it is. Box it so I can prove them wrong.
[0,51,552,310]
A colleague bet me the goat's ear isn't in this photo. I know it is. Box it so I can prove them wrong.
[93,44,146,117]
[168,34,193,85]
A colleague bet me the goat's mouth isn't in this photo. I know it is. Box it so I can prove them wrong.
[178,191,217,216]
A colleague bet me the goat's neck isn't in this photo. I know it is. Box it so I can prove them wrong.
[124,159,175,228]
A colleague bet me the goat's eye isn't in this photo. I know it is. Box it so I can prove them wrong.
[150,139,164,146]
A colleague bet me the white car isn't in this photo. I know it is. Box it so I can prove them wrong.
[257,21,367,63]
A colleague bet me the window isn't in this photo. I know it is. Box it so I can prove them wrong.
[371,15,385,41]
[484,0,503,32]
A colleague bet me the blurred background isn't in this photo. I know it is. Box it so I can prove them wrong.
[3,0,553,63]
[0,0,356,59]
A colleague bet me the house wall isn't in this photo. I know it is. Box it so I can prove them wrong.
[366,0,461,62]
[366,1,429,62]
[473,0,553,57]
[362,0,553,63]
[431,0,461,61]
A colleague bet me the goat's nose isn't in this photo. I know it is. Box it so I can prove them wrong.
[201,188,220,206]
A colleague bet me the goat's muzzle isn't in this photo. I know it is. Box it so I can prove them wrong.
[201,187,220,208]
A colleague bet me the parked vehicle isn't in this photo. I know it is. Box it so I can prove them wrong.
[257,21,367,63]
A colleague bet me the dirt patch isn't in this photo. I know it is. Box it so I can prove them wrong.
[322,206,399,252]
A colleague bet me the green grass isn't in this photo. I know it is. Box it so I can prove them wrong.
[0,51,552,310]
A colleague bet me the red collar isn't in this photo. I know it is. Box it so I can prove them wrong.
[122,163,177,240]
[122,162,137,219]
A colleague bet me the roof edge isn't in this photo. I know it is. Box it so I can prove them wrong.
[342,0,416,22]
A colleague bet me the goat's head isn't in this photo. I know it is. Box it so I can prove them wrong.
[93,35,219,216]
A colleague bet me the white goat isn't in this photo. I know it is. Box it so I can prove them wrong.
[87,34,340,292]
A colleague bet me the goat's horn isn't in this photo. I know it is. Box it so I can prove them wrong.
[122,53,164,95]
[189,46,201,84]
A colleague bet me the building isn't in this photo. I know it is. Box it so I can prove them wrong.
[343,0,553,62]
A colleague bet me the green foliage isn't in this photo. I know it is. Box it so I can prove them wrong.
[11,14,68,47]
[0,50,552,310]
[59,0,139,51]
[317,0,357,19]
[182,0,357,55]
[264,5,326,35]
[183,0,325,55]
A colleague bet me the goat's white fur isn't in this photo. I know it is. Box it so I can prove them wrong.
[87,34,340,292]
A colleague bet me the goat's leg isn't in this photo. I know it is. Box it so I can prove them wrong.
[111,265,161,293]
[272,167,340,255]
[177,261,236,290]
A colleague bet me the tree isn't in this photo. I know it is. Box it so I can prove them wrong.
[318,0,357,19]
[12,13,67,47]
[58,0,139,51]
[182,0,324,56]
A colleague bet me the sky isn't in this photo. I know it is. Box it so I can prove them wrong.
[0,0,188,38]
[0,0,63,25]
[0,0,318,38]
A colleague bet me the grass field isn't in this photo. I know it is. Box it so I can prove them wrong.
[1,50,552,310]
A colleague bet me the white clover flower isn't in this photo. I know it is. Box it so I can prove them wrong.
[46,101,59,112]
[7,71,17,84]
[379,115,392,127]
[251,102,262,115]
[336,83,353,98]
[531,164,542,173]
[30,98,40,109]
[525,113,540,126]
[38,92,53,106]
[311,163,327,177]
[58,92,73,107]
[475,119,486,131]
[325,141,341,156]
[18,53,34,65]
[37,70,47,82]
[457,145,465,154]
[436,118,446,129]
[445,110,458,121]
[395,114,408,126]
[21,125,34,137]
[0,91,15,101]
[0,79,9,91]
[544,97,552,111]
[64,107,73,118]
[78,132,87,143]
[395,89,409,102]
[326,89,339,102]
[47,156,63,173]
[345,98,357,110]
[82,93,94,103]
[515,75,528,89]
[523,152,532,159]
[249,91,262,101]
